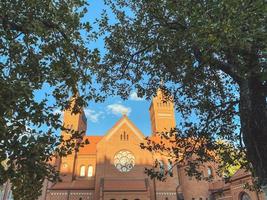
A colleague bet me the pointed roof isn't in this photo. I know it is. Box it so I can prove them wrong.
[102,115,145,142]
[76,115,145,154]
[230,168,250,181]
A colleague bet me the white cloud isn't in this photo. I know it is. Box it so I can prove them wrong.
[84,109,104,123]
[129,91,144,101]
[107,104,132,116]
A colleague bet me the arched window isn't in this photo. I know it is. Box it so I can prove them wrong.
[88,165,93,177]
[240,192,251,200]
[159,160,164,176]
[167,163,173,176]
[80,165,86,177]
[207,166,213,177]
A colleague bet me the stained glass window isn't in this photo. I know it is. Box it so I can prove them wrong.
[114,150,135,172]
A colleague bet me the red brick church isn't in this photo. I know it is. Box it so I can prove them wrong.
[0,91,264,200]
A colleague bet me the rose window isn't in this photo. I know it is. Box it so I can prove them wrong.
[114,150,135,172]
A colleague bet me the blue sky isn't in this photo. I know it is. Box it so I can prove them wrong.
[33,1,164,137]
[81,1,153,136]
[85,93,153,136]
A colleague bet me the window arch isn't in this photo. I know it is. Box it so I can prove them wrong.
[167,162,173,176]
[240,192,251,200]
[207,166,213,177]
[159,160,164,176]
[80,165,86,177]
[87,165,93,177]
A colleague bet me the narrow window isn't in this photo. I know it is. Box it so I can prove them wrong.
[207,167,213,178]
[167,163,173,176]
[88,165,93,177]
[120,134,123,140]
[126,134,129,140]
[123,131,126,140]
[80,165,86,177]
[159,160,164,176]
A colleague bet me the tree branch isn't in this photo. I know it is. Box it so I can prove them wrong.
[191,45,242,84]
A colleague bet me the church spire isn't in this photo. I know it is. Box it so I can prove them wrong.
[149,89,176,135]
[61,95,87,140]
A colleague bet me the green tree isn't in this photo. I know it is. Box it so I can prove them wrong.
[0,1,101,199]
[97,0,267,191]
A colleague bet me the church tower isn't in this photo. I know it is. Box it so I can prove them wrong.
[59,96,87,181]
[149,89,176,134]
[61,97,87,140]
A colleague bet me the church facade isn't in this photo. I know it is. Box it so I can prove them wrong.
[41,90,218,200]
[1,91,264,200]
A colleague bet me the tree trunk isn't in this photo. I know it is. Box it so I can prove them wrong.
[239,77,267,190]
[262,185,267,200]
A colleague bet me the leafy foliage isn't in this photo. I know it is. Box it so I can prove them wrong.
[98,0,267,187]
[141,129,246,182]
[0,1,101,199]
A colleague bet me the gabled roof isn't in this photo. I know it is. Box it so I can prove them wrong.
[76,115,145,154]
[101,115,145,142]
[230,168,250,181]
